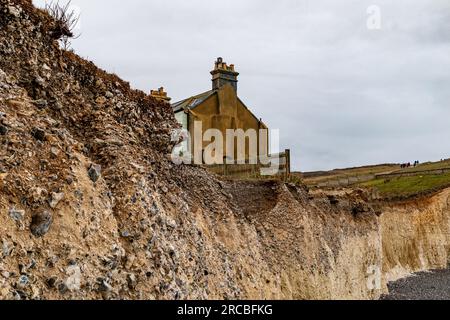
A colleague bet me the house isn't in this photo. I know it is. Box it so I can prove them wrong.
[171,58,269,163]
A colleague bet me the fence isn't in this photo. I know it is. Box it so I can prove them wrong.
[307,167,450,188]
[314,174,376,188]
[206,149,291,182]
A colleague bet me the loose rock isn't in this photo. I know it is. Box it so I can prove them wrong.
[0,125,7,135]
[8,208,24,221]
[65,265,81,291]
[30,211,53,237]
[105,91,114,99]
[31,127,46,141]
[49,192,64,209]
[88,164,101,183]
[17,275,29,288]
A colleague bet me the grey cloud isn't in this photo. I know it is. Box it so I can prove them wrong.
[33,0,450,171]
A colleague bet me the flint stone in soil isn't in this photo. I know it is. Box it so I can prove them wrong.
[2,239,13,257]
[9,208,24,221]
[31,127,46,141]
[327,195,339,205]
[34,76,46,87]
[352,203,367,216]
[97,278,112,292]
[34,99,47,108]
[49,192,64,208]
[65,265,81,291]
[46,276,57,288]
[58,283,69,294]
[88,164,101,182]
[17,275,29,289]
[121,230,131,238]
[0,125,7,135]
[30,211,53,237]
[127,273,137,289]
[66,176,74,185]
[50,147,60,157]
[7,5,22,18]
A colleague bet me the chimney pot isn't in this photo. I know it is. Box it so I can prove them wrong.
[150,87,171,103]
[211,58,239,91]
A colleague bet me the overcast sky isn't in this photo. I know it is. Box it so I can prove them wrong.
[33,0,450,171]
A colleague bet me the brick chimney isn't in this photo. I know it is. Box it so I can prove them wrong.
[150,87,171,103]
[210,57,239,91]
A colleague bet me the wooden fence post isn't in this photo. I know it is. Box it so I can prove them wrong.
[285,149,291,182]
[223,156,228,176]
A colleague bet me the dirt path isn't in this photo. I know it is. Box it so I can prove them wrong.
[381,269,450,300]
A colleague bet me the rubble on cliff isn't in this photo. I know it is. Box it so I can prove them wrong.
[0,0,251,300]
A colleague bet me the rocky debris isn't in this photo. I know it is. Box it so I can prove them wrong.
[58,283,69,295]
[49,192,64,208]
[65,265,81,291]
[17,275,29,289]
[33,99,47,109]
[30,211,53,237]
[45,276,57,288]
[105,91,114,99]
[126,273,137,289]
[8,208,24,221]
[7,4,21,17]
[88,164,101,183]
[351,202,371,216]
[1,239,13,257]
[50,146,60,158]
[381,269,450,300]
[327,195,339,205]
[31,127,46,141]
[97,277,113,293]
[30,187,48,205]
[65,176,74,185]
[0,124,7,135]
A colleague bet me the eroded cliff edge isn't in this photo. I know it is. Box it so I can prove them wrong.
[0,0,449,300]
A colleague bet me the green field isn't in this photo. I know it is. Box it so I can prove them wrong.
[300,164,399,185]
[300,158,450,199]
[398,159,450,173]
[360,171,450,199]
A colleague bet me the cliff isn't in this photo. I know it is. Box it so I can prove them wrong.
[0,0,449,300]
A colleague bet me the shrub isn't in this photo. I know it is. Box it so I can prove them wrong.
[45,0,80,50]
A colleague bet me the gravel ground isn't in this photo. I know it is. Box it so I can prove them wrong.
[381,269,450,300]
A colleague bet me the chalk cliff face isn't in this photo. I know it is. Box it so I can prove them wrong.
[381,189,450,285]
[224,183,450,300]
[0,0,449,300]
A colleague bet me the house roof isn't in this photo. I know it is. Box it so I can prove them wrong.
[171,90,215,113]
[171,89,268,129]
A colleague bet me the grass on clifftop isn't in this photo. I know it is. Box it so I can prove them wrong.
[361,172,450,199]
[399,159,450,173]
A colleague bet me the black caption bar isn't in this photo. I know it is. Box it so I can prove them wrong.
[0,300,442,319]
